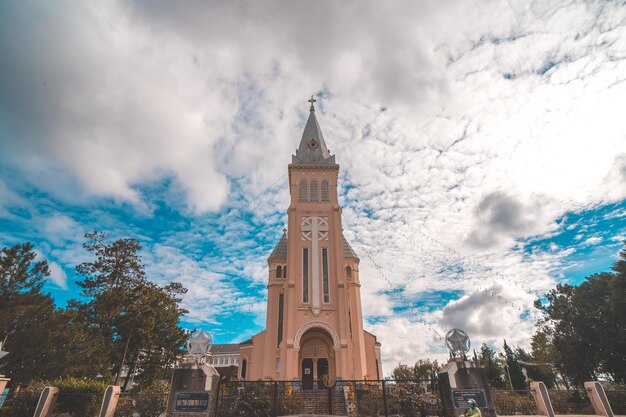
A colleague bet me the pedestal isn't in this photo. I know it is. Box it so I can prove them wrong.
[438,358,496,417]
[166,358,220,417]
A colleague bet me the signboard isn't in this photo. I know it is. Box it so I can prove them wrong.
[174,391,210,412]
[451,389,487,409]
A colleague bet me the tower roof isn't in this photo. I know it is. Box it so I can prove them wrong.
[292,96,336,165]
[268,230,288,261]
[343,236,359,260]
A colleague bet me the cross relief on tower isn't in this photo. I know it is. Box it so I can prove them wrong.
[301,216,330,317]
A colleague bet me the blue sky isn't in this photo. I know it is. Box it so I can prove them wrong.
[1,0,625,373]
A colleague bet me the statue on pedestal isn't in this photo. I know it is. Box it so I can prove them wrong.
[165,330,220,417]
[438,329,495,417]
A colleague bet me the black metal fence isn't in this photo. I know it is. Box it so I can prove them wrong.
[215,379,440,417]
[0,391,40,417]
[0,382,624,417]
[491,390,538,415]
[548,389,595,415]
[603,390,626,415]
[113,392,168,417]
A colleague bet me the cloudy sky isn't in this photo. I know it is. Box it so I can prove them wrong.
[1,0,625,375]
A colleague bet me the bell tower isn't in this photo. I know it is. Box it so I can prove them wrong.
[239,97,382,384]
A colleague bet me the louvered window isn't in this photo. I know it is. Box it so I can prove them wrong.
[346,265,352,280]
[276,265,282,279]
[321,180,329,201]
[298,180,308,201]
[310,180,319,201]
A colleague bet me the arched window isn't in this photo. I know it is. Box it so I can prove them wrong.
[276,265,282,279]
[310,180,319,201]
[283,265,287,278]
[321,180,329,201]
[241,359,247,380]
[298,180,308,202]
[346,265,352,280]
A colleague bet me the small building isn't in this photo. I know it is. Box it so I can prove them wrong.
[208,344,240,368]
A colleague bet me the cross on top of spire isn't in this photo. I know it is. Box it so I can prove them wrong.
[308,95,316,112]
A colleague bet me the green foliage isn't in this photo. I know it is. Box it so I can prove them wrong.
[515,346,556,388]
[0,243,79,384]
[477,343,505,389]
[1,235,188,390]
[391,359,440,381]
[115,380,169,417]
[533,242,626,385]
[49,377,108,417]
[503,340,526,390]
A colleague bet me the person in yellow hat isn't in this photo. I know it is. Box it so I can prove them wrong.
[461,399,482,417]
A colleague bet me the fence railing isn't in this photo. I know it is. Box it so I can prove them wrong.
[604,390,626,415]
[215,379,440,417]
[0,390,40,417]
[548,389,595,415]
[113,392,168,417]
[49,392,102,417]
[491,389,538,415]
[0,381,623,417]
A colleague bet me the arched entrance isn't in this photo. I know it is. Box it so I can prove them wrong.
[298,328,336,390]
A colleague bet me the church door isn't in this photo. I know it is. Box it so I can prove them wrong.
[302,359,314,390]
[317,358,329,389]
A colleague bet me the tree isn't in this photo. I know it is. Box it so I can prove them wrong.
[502,340,526,390]
[391,360,440,381]
[0,243,72,383]
[71,232,188,387]
[533,242,626,385]
[515,346,556,388]
[477,343,505,389]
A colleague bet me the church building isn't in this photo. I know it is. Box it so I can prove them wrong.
[238,98,382,386]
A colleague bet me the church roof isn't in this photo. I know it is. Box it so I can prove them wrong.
[292,97,336,165]
[343,236,359,260]
[268,230,288,261]
[210,344,240,354]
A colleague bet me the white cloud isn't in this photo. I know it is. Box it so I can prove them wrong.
[48,261,68,289]
[583,236,603,246]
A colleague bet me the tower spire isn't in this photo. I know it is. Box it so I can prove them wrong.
[292,95,335,165]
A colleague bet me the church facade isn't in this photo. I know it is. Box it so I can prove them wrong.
[238,99,382,386]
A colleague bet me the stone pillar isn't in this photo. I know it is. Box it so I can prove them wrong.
[0,377,10,395]
[0,376,9,407]
[438,358,496,417]
[32,386,59,417]
[98,385,120,417]
[584,381,614,417]
[530,381,555,417]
